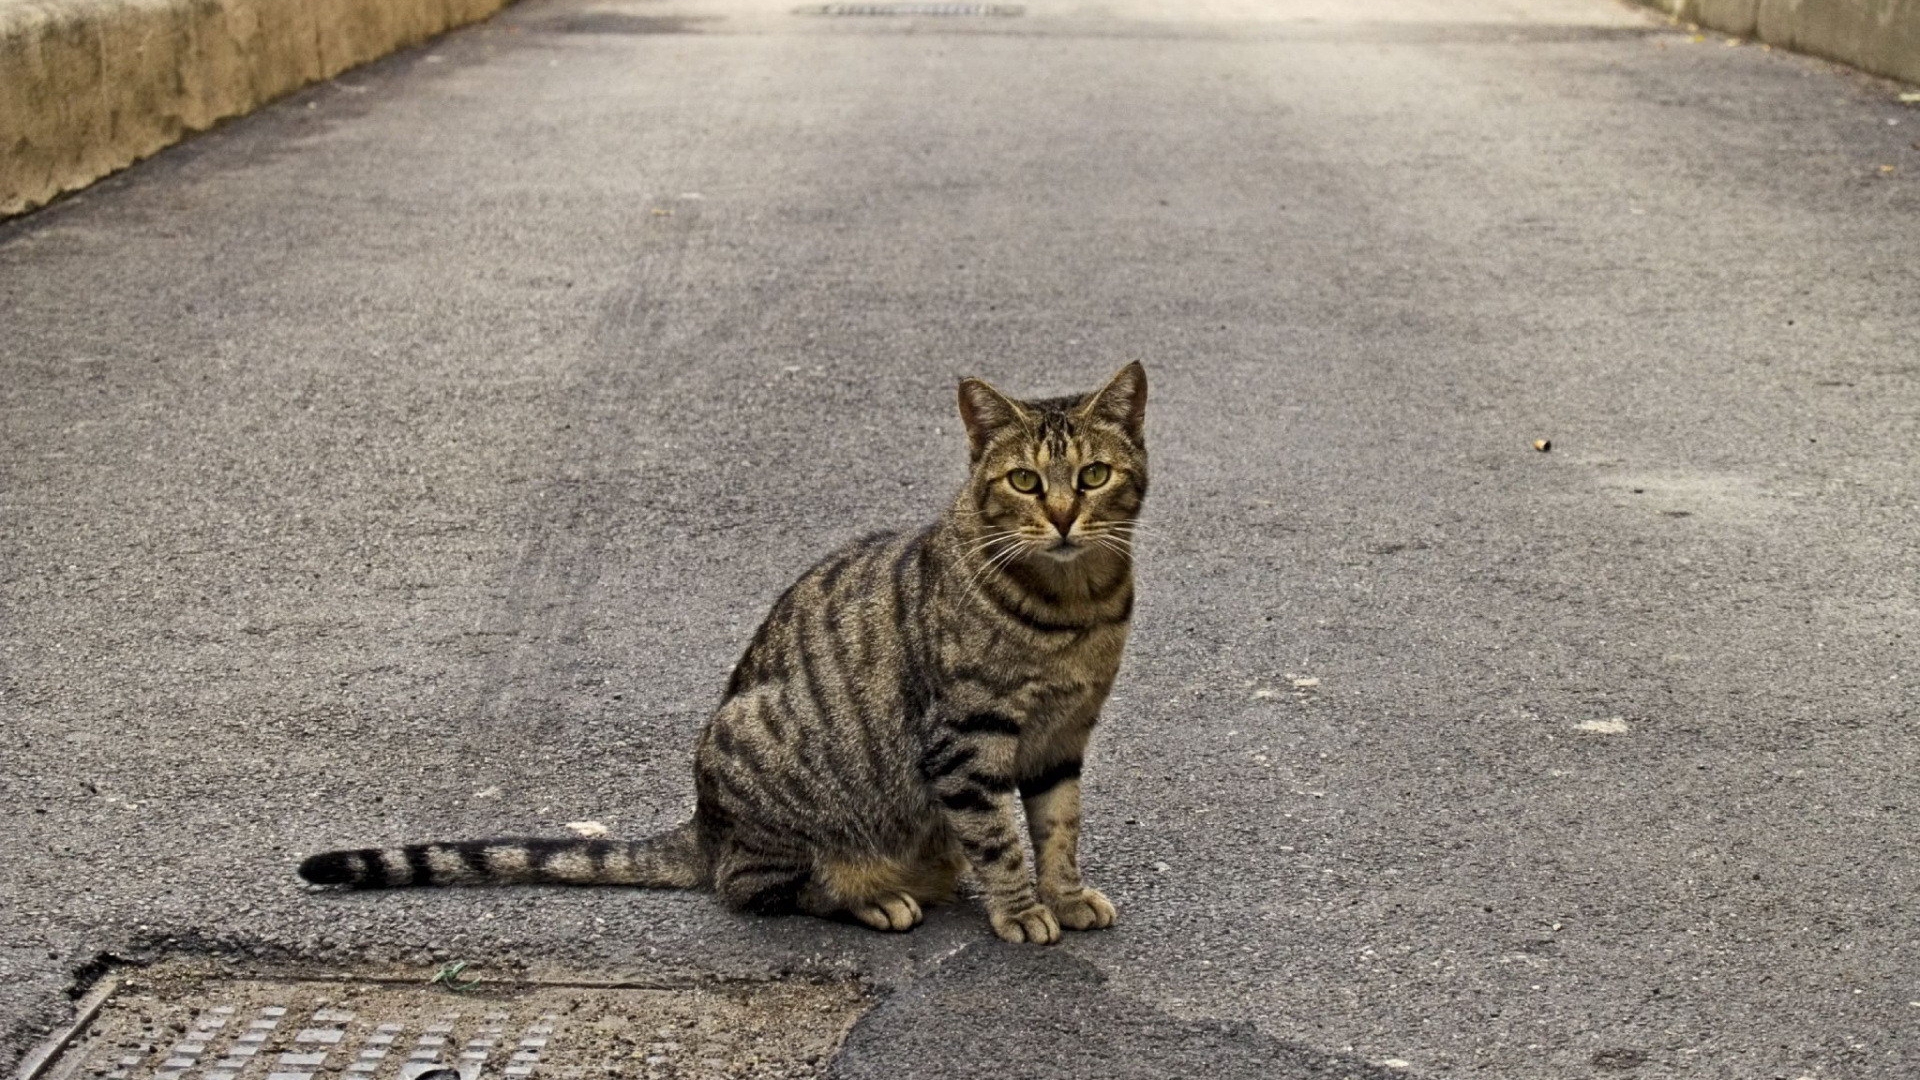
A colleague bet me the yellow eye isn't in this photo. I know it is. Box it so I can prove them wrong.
[1007,469,1042,494]
[1078,463,1112,489]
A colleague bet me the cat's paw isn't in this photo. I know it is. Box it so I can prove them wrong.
[1045,886,1117,931]
[989,903,1062,945]
[850,892,924,932]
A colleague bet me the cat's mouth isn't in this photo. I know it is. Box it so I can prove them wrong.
[1040,540,1082,561]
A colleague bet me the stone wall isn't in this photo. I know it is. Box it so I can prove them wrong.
[1,0,517,217]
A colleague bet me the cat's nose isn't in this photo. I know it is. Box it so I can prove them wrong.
[1046,505,1077,538]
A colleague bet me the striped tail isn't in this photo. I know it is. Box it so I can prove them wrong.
[297,821,709,890]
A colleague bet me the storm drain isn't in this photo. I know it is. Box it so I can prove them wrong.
[24,965,868,1080]
[794,4,1025,16]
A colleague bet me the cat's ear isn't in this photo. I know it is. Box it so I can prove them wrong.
[957,377,1025,460]
[1079,361,1147,440]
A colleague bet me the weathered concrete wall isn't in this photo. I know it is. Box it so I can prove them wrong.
[1637,0,1920,85]
[0,0,516,217]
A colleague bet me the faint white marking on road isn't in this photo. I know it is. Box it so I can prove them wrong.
[1576,717,1630,734]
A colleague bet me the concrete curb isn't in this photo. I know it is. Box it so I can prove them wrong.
[1,0,517,218]
[1636,0,1920,86]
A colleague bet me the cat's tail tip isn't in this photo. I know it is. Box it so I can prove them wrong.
[298,849,366,886]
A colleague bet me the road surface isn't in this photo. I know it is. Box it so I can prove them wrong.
[3,0,1916,1076]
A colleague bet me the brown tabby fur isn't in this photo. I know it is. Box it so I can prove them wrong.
[300,363,1148,944]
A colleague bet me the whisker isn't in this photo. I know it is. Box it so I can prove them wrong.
[967,534,1029,564]
[965,530,1024,556]
[1081,527,1137,548]
[988,538,1035,573]
[965,534,1038,592]
[963,528,1025,553]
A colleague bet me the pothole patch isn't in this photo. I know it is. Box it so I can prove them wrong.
[24,963,868,1080]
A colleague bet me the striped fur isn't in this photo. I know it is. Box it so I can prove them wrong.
[299,363,1149,944]
[297,825,706,889]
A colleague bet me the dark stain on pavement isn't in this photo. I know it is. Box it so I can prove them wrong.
[536,13,724,35]
[832,944,1417,1080]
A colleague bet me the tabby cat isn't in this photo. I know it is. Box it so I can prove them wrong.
[300,363,1148,944]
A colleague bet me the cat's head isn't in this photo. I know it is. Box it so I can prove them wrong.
[954,362,1148,566]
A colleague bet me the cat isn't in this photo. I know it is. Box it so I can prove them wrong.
[300,362,1148,944]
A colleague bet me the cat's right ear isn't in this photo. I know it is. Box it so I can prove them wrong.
[957,377,1023,461]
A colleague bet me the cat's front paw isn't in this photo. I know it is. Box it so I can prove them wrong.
[1044,886,1117,931]
[989,903,1062,945]
[849,892,924,933]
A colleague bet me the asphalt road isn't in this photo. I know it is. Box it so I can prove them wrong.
[3,0,1917,1076]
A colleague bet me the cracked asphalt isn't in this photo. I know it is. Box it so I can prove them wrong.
[2,0,1916,1076]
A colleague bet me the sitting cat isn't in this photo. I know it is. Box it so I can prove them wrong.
[300,362,1148,944]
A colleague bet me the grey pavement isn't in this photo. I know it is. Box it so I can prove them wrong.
[3,0,1917,1076]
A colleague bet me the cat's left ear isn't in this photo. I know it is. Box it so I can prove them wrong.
[1079,361,1147,441]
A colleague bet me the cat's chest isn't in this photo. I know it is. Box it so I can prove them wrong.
[983,623,1127,720]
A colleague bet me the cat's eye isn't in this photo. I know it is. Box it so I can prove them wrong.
[1078,463,1112,490]
[1007,469,1042,494]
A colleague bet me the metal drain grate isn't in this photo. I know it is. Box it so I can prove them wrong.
[795,3,1025,15]
[24,966,868,1080]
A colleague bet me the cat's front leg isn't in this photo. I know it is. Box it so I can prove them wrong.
[1021,753,1116,931]
[923,707,1060,944]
